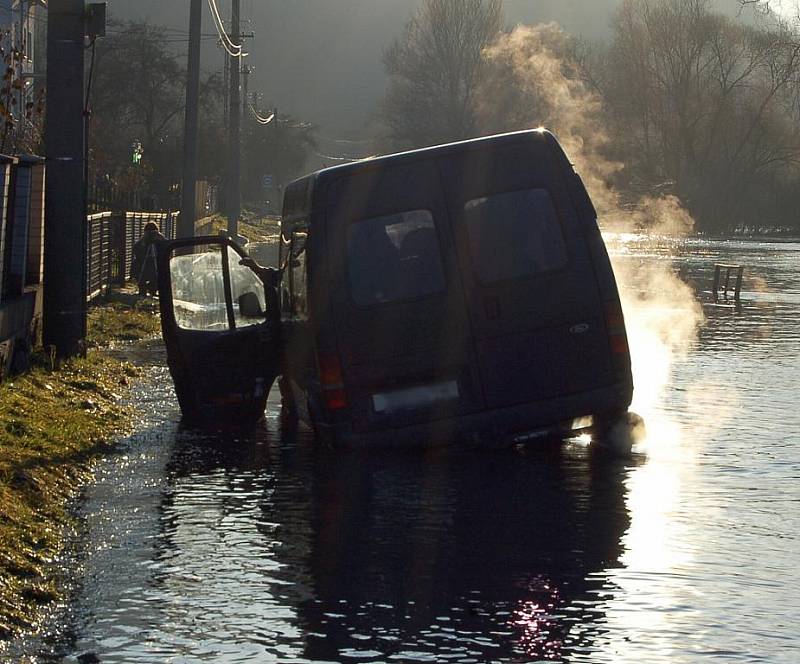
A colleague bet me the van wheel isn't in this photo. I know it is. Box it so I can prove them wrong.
[592,411,645,455]
[311,420,335,448]
[307,397,334,448]
[278,375,298,423]
[173,375,202,424]
[248,394,269,424]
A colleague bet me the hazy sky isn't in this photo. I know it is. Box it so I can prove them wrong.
[108,0,768,141]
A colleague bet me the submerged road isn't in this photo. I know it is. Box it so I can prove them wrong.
[8,236,800,663]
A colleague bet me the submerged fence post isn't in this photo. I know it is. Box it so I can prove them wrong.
[713,263,744,305]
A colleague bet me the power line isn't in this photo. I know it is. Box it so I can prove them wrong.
[105,29,221,38]
[249,103,274,125]
[314,152,359,163]
[317,135,372,146]
[207,0,243,57]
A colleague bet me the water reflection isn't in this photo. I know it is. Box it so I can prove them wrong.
[137,414,632,663]
[297,444,630,662]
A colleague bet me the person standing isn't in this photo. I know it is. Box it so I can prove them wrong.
[130,222,165,296]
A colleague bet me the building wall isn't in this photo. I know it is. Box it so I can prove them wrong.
[0,2,12,51]
[0,1,46,116]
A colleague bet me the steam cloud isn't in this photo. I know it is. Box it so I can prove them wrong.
[481,24,705,448]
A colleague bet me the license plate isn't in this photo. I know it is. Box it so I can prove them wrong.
[372,380,459,414]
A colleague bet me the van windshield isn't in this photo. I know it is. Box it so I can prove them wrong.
[347,210,446,306]
[464,188,568,283]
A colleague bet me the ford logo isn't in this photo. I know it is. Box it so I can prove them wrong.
[570,323,590,334]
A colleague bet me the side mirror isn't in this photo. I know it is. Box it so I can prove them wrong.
[238,292,264,318]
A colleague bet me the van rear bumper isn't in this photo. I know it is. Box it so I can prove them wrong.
[318,382,633,448]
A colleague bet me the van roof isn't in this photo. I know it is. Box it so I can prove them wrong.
[282,129,562,221]
[321,128,555,177]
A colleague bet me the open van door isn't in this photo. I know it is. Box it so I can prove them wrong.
[156,237,281,424]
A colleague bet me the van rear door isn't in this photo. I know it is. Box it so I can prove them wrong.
[325,160,484,429]
[440,137,614,410]
[157,237,281,424]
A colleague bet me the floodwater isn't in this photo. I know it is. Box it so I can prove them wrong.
[7,237,800,663]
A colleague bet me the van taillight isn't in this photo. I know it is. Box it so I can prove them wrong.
[610,334,629,355]
[605,302,629,356]
[318,353,348,411]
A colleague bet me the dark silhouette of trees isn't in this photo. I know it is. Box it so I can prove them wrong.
[599,0,800,232]
[90,21,224,210]
[379,0,800,233]
[379,0,503,150]
[242,112,317,208]
[89,21,317,213]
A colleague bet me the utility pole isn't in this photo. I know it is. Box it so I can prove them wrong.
[242,63,250,118]
[223,47,229,128]
[43,0,86,358]
[179,0,202,238]
[19,0,25,55]
[19,0,27,113]
[227,0,241,239]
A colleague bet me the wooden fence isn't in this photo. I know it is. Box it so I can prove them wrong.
[0,156,46,379]
[86,210,179,300]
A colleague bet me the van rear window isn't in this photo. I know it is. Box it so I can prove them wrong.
[464,188,567,283]
[347,210,445,306]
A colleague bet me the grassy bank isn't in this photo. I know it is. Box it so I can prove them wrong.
[196,211,280,243]
[87,297,161,348]
[0,296,160,641]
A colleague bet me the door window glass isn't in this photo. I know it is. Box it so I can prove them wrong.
[169,245,229,331]
[228,246,268,328]
[347,210,445,306]
[464,188,567,283]
[290,231,308,318]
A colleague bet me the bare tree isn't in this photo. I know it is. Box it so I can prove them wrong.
[90,21,224,209]
[468,0,800,232]
[600,0,800,230]
[379,0,503,150]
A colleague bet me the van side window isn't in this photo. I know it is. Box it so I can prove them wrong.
[290,231,308,318]
[464,188,568,283]
[279,228,291,313]
[346,210,445,306]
